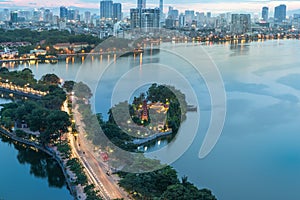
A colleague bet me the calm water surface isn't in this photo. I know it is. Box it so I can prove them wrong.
[0,100,72,200]
[2,39,300,200]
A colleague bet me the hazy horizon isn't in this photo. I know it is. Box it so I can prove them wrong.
[1,0,300,16]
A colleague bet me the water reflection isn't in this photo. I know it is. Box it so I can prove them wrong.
[0,136,66,188]
[229,42,250,56]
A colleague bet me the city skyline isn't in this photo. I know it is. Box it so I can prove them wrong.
[1,0,300,15]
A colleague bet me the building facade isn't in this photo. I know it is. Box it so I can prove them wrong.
[130,8,160,30]
[137,0,146,9]
[60,6,68,19]
[113,3,122,22]
[100,0,113,20]
[274,4,286,23]
[231,14,251,34]
[262,7,268,21]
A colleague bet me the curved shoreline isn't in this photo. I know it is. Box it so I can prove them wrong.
[0,127,78,200]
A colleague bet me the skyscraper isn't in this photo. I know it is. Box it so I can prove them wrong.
[130,8,160,30]
[68,9,76,20]
[100,0,113,20]
[113,3,122,22]
[179,13,185,27]
[207,12,211,18]
[274,4,286,22]
[185,10,195,24]
[262,7,269,21]
[44,9,53,22]
[231,14,251,34]
[137,0,146,9]
[141,8,160,29]
[60,6,68,19]
[159,0,164,22]
[10,11,18,23]
[84,11,91,24]
[130,8,141,28]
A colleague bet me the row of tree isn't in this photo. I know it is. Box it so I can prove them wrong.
[0,29,102,46]
[0,67,61,92]
[119,166,217,200]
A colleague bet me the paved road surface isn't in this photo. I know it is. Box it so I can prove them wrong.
[72,105,129,200]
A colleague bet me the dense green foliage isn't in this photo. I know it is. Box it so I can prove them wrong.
[84,184,102,200]
[0,69,69,144]
[73,83,216,200]
[119,168,217,200]
[147,83,187,132]
[0,29,102,46]
[0,99,70,144]
[63,80,75,93]
[39,74,60,85]
[67,158,88,185]
[0,68,51,91]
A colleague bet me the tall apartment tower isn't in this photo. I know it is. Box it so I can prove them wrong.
[60,6,68,19]
[262,7,269,21]
[130,8,160,30]
[113,3,122,21]
[231,14,251,34]
[100,0,113,20]
[159,0,164,22]
[274,4,286,22]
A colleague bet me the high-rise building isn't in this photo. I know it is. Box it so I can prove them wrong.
[179,13,185,27]
[84,11,91,24]
[44,9,53,22]
[113,3,122,21]
[33,10,42,22]
[68,9,76,20]
[168,9,179,19]
[231,14,251,34]
[274,4,286,22]
[137,0,146,9]
[100,0,113,20]
[207,12,211,18]
[141,8,160,29]
[60,6,68,19]
[130,8,160,30]
[10,11,18,23]
[262,7,269,21]
[185,10,194,24]
[130,8,141,29]
[159,0,164,22]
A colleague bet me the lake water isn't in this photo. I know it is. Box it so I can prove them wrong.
[0,99,72,200]
[2,39,300,200]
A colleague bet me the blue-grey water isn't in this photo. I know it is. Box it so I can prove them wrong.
[2,39,300,200]
[0,100,72,200]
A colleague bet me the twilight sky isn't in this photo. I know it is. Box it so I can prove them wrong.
[1,0,300,14]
